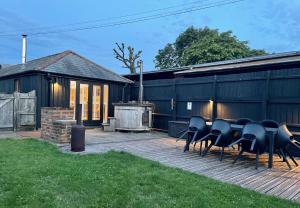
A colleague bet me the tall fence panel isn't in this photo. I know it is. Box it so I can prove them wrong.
[176,76,214,121]
[268,69,300,125]
[215,71,267,121]
[130,68,300,131]
[131,79,175,130]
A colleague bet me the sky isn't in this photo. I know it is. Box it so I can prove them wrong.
[0,0,300,74]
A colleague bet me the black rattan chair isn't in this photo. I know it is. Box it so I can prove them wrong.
[275,124,300,169]
[198,119,232,161]
[232,118,253,147]
[261,120,279,128]
[230,122,267,169]
[232,118,253,150]
[177,116,208,152]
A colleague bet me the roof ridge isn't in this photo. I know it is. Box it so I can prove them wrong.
[0,50,133,83]
[0,64,17,70]
[66,51,133,83]
[2,50,71,71]
[27,50,69,64]
[35,50,72,71]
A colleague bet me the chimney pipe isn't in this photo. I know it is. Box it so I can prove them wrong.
[138,60,144,104]
[22,34,27,64]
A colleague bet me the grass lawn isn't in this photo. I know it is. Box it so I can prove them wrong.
[0,139,299,208]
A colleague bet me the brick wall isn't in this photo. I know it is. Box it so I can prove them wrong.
[41,107,75,143]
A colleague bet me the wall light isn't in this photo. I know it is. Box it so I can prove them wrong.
[209,100,214,113]
[209,99,214,121]
[51,77,60,106]
[51,77,57,84]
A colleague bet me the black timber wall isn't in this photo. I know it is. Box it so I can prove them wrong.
[0,73,127,128]
[45,75,127,126]
[49,76,70,108]
[0,74,47,128]
[108,82,130,116]
[0,78,14,93]
[130,67,300,132]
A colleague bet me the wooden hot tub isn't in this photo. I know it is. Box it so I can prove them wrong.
[113,102,154,131]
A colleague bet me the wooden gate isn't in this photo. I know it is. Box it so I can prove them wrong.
[0,94,14,129]
[0,91,36,130]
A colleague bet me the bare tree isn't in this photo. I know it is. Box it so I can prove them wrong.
[113,43,142,74]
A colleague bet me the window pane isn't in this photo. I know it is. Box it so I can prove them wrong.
[92,85,101,120]
[103,85,109,123]
[80,84,89,121]
[70,81,76,116]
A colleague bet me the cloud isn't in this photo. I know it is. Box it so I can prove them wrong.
[0,7,100,61]
[251,0,300,51]
[0,8,35,32]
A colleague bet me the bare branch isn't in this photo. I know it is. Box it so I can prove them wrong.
[113,42,142,74]
[113,44,131,68]
[134,50,142,60]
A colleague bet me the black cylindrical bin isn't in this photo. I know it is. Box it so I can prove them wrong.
[71,104,85,152]
[71,124,85,152]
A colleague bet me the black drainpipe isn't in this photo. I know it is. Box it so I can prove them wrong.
[46,73,52,107]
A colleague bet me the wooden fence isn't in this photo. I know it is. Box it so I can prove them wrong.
[0,91,36,130]
[130,68,300,132]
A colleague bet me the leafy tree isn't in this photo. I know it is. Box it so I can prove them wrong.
[113,43,142,74]
[155,27,266,69]
[155,44,178,70]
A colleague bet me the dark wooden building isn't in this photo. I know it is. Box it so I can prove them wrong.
[126,51,300,133]
[0,50,132,128]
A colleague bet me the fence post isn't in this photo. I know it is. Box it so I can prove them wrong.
[13,92,19,131]
[172,78,177,121]
[211,75,217,121]
[12,98,16,131]
[262,70,271,120]
[34,91,37,130]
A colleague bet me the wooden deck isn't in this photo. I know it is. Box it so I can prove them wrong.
[62,129,300,203]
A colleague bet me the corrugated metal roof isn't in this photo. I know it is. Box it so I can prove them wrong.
[124,66,189,77]
[176,51,300,75]
[0,50,133,83]
[126,51,300,77]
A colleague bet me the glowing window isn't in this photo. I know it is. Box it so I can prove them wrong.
[103,85,109,123]
[80,84,89,121]
[92,85,101,120]
[70,81,77,116]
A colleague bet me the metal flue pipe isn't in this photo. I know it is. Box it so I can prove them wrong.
[76,104,83,125]
[22,34,27,64]
[138,60,144,104]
